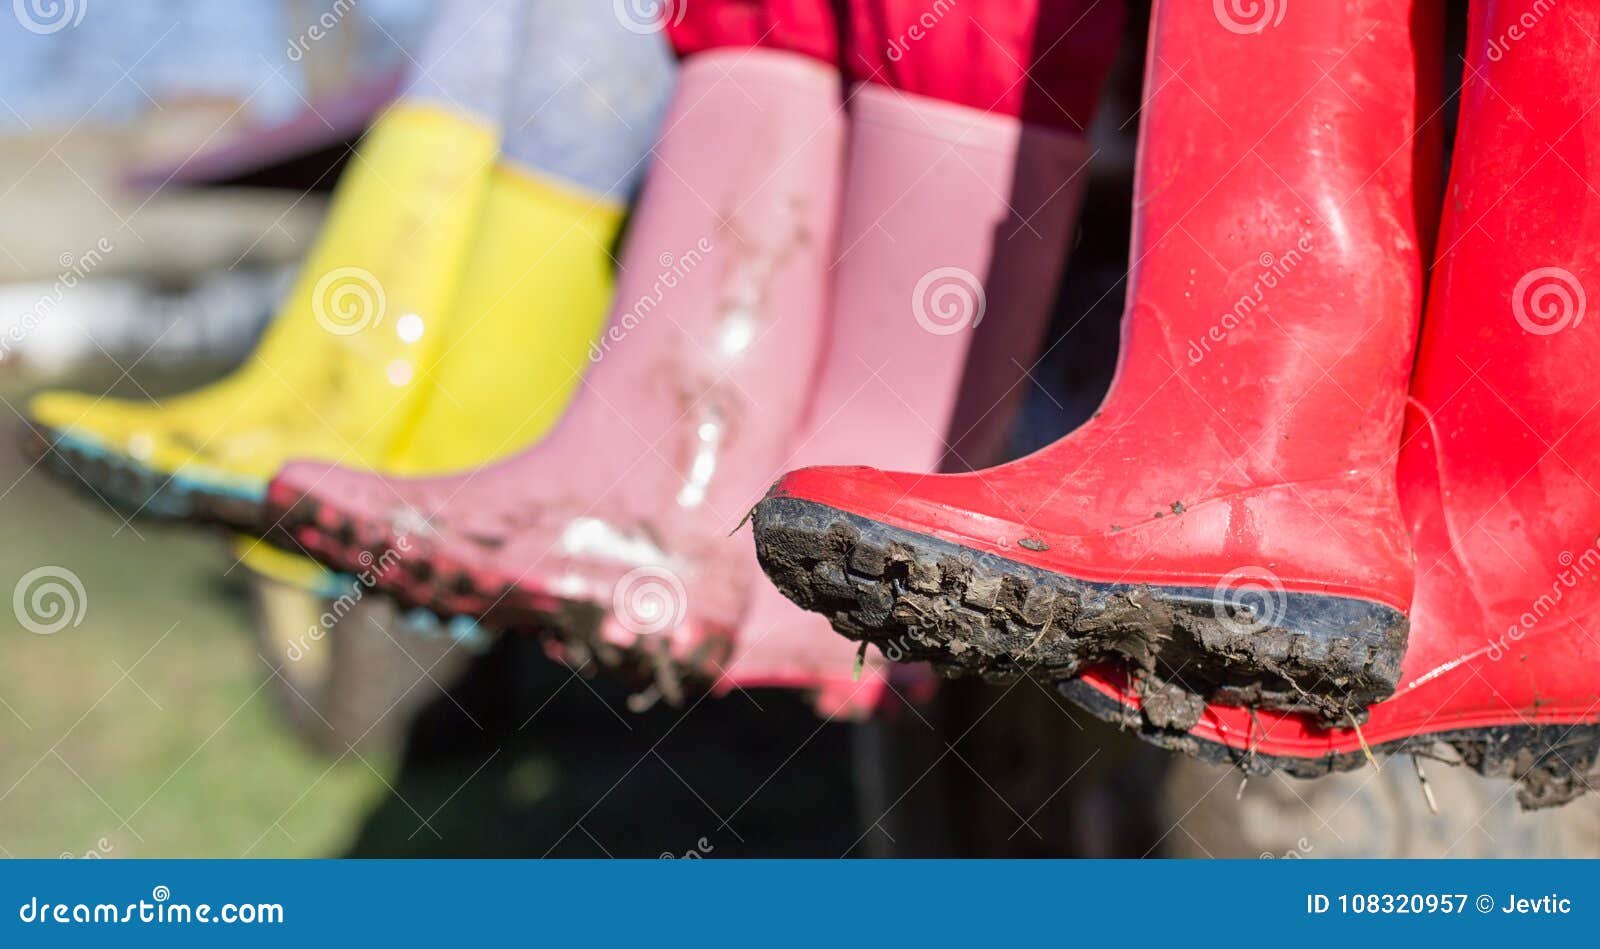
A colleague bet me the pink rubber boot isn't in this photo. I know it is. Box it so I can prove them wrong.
[718,0,1125,715]
[268,47,847,673]
[725,94,1103,712]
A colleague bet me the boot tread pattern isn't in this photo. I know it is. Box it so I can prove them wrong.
[752,495,1406,720]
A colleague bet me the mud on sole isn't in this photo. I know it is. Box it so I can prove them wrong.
[27,424,266,530]
[751,495,1407,719]
[272,489,734,709]
[1060,677,1600,810]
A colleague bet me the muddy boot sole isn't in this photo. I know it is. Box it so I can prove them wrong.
[268,487,732,705]
[1059,677,1600,810]
[26,424,266,530]
[267,486,549,628]
[752,495,1406,718]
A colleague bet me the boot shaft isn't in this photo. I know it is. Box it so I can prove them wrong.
[1120,0,1437,483]
[1409,0,1600,559]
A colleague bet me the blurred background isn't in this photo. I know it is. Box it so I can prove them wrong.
[1,0,1596,858]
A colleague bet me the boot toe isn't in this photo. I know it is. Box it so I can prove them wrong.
[28,390,155,450]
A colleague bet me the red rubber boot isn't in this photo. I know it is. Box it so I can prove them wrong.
[754,0,1435,716]
[1060,0,1600,809]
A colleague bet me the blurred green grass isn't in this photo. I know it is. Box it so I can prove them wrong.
[0,376,386,858]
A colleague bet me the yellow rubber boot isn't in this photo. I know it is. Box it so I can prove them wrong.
[28,101,499,526]
[391,162,624,472]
